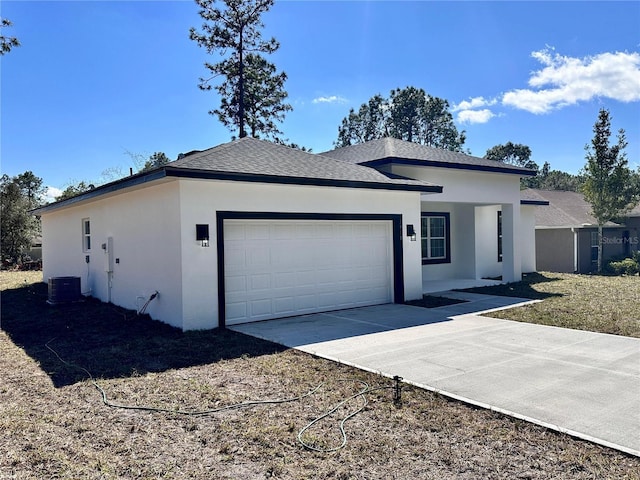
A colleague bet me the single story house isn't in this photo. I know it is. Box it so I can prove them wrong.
[34,137,542,330]
[521,188,640,273]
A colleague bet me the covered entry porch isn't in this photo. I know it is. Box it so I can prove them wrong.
[419,200,536,293]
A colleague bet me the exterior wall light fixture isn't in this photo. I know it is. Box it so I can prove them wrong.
[406,224,417,241]
[196,224,210,247]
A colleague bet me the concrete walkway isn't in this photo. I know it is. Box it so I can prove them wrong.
[231,293,640,456]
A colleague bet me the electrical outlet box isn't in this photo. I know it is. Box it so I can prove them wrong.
[104,237,114,272]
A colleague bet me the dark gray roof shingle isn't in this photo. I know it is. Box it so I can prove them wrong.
[169,137,440,191]
[521,189,640,227]
[321,137,536,176]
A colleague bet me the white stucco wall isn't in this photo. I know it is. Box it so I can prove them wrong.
[420,202,477,281]
[41,181,184,328]
[41,178,424,331]
[475,205,502,279]
[399,165,531,283]
[177,179,424,330]
[520,205,537,273]
[394,165,522,205]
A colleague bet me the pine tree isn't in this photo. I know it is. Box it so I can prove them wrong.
[190,0,291,139]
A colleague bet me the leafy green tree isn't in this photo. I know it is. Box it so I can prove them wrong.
[56,181,95,201]
[190,0,290,140]
[336,94,388,145]
[140,152,171,172]
[0,18,20,56]
[1,172,44,265]
[485,142,536,169]
[485,142,539,188]
[537,162,584,192]
[335,87,466,151]
[582,108,638,272]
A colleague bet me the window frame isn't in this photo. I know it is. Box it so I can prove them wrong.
[82,218,91,252]
[421,212,451,265]
[590,230,598,264]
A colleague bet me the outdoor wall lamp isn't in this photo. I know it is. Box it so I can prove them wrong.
[406,224,417,241]
[196,224,210,247]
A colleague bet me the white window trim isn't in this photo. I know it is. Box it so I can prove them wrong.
[82,218,91,252]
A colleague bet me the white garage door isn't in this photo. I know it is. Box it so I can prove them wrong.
[223,219,394,325]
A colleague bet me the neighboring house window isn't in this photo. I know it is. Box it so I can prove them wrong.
[421,213,451,264]
[82,218,91,251]
[497,211,503,262]
[590,231,598,264]
[623,230,630,257]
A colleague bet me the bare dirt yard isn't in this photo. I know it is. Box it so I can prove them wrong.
[1,271,639,479]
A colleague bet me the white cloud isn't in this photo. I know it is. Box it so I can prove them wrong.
[44,186,63,203]
[453,96,497,112]
[502,48,640,114]
[312,95,347,104]
[456,109,496,124]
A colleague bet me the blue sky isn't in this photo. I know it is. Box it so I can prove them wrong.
[2,1,639,199]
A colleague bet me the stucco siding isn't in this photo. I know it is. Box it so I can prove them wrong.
[536,228,575,273]
[520,205,537,273]
[41,181,184,328]
[577,227,638,273]
[178,179,423,330]
[475,205,501,279]
[393,165,521,204]
[401,164,525,282]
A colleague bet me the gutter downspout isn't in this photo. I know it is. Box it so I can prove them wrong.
[571,227,578,273]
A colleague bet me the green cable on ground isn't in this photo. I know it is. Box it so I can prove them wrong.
[45,339,397,453]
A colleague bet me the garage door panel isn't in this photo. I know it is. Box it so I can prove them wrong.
[224,219,393,325]
[273,296,295,313]
[225,275,247,293]
[224,248,247,272]
[224,223,246,241]
[249,273,271,290]
[246,224,270,240]
[295,270,318,287]
[226,302,247,322]
[274,272,297,288]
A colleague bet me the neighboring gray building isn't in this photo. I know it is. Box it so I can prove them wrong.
[521,189,640,273]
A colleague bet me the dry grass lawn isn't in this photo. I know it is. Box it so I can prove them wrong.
[462,272,640,338]
[1,271,639,479]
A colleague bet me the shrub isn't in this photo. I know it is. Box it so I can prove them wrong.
[607,255,640,275]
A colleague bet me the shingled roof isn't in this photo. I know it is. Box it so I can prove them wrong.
[34,137,442,214]
[168,137,441,191]
[521,189,640,228]
[321,137,536,176]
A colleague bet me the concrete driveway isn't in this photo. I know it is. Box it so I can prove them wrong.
[230,293,640,456]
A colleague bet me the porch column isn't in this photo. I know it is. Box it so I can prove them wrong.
[501,203,522,283]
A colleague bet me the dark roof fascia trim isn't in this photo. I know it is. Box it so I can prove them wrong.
[520,200,550,206]
[32,169,169,215]
[362,157,537,177]
[164,167,443,193]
